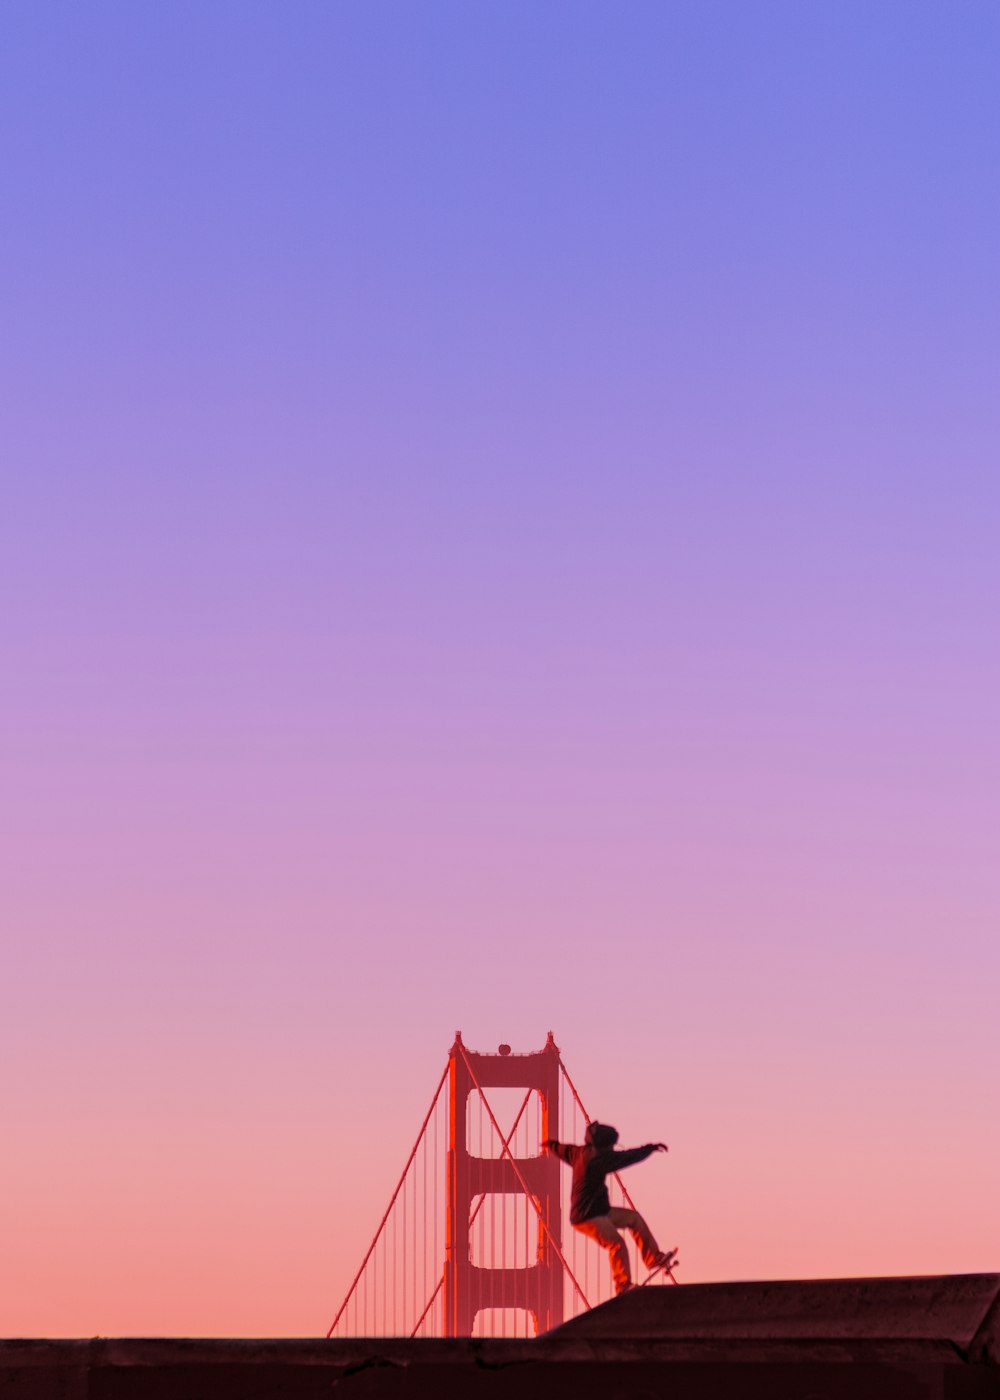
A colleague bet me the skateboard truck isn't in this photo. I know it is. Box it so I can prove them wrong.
[640,1247,679,1286]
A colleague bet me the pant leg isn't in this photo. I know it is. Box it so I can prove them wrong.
[607,1205,662,1269]
[572,1215,632,1291]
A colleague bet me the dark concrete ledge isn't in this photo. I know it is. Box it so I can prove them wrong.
[2,1335,998,1399]
[555,1272,1000,1357]
[3,1276,998,1398]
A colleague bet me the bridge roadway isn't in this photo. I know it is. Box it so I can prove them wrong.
[4,1274,999,1398]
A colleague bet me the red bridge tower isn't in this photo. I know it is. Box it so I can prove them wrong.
[444,1031,564,1335]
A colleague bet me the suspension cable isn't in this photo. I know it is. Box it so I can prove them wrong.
[556,1053,639,1211]
[410,1273,444,1338]
[326,1060,450,1337]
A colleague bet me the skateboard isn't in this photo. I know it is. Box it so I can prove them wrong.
[640,1247,679,1286]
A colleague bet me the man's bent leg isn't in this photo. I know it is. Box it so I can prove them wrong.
[607,1206,663,1270]
[573,1216,632,1292]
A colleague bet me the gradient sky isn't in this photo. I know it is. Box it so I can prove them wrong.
[2,0,998,1338]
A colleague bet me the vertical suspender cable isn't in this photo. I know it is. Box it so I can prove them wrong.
[431,1086,436,1327]
[421,1113,427,1335]
[392,1190,397,1333]
[500,1144,506,1334]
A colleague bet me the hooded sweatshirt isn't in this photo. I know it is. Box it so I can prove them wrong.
[546,1123,658,1224]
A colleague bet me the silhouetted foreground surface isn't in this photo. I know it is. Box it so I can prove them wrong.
[4,1275,999,1398]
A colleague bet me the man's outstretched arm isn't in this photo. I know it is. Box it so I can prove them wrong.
[543,1140,577,1165]
[609,1142,668,1170]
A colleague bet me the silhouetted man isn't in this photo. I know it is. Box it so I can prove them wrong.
[544,1122,675,1294]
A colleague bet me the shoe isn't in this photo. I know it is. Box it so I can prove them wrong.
[652,1248,677,1269]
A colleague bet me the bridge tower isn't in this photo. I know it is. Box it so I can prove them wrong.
[444,1031,564,1336]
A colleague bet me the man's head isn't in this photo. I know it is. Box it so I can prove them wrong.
[585,1121,619,1149]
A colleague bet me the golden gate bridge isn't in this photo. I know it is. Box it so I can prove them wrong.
[326,1031,676,1339]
